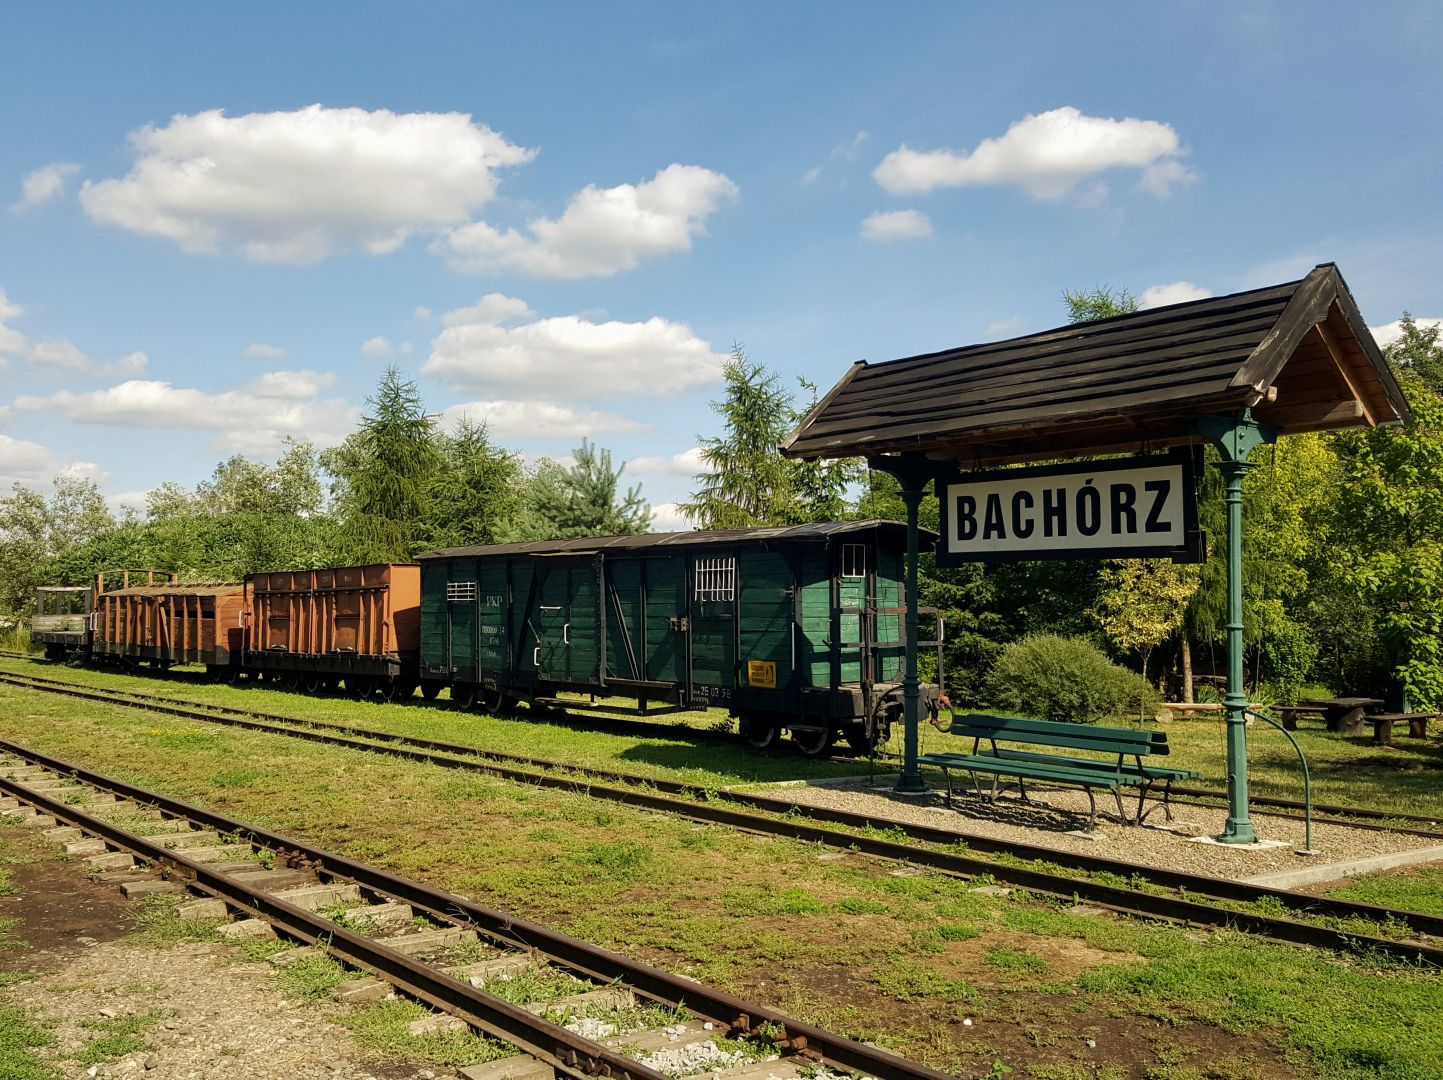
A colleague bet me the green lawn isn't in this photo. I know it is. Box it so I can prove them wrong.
[2,682,1441,1078]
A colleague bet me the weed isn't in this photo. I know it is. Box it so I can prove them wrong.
[985,948,1050,976]
[124,894,220,947]
[937,922,982,942]
[873,959,976,1003]
[836,897,887,915]
[275,954,350,999]
[74,1012,163,1066]
[0,1004,58,1080]
[338,999,508,1066]
[580,839,651,881]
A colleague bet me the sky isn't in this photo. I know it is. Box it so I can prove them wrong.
[2,2,1441,531]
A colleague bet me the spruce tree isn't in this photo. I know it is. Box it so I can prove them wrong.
[327,367,440,562]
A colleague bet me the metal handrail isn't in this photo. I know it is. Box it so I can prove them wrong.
[1246,707,1315,853]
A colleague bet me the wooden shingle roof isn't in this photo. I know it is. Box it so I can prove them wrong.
[782,264,1408,466]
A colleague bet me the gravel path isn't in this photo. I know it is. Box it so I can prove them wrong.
[758,774,1443,879]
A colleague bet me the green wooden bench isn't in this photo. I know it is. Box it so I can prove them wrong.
[918,712,1202,825]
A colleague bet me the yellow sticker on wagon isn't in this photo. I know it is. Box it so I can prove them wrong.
[747,660,777,689]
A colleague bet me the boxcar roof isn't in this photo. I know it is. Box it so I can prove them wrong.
[418,519,935,560]
[782,263,1408,466]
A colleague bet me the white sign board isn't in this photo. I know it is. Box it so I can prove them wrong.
[936,452,1201,565]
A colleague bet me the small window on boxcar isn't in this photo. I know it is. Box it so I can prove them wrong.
[842,544,867,579]
[446,581,477,602]
[694,557,735,603]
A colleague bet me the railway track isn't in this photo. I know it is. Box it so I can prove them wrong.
[0,740,951,1080]
[5,648,1439,827]
[3,667,1443,966]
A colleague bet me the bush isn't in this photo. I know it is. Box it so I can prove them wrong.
[984,634,1159,724]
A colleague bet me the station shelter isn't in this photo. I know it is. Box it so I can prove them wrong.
[781,264,1408,842]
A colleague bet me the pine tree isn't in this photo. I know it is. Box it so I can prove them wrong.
[681,345,796,529]
[325,368,440,562]
[512,440,649,540]
[426,417,523,549]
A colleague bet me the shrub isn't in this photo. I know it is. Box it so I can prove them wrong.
[984,634,1159,724]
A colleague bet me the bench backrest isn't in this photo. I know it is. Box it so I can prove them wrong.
[947,712,1168,757]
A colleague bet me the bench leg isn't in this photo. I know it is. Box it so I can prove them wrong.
[1016,776,1032,804]
[1135,779,1174,825]
[1373,719,1395,747]
[1409,717,1429,739]
[1111,787,1129,826]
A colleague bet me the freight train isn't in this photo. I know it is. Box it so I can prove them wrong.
[27,521,946,754]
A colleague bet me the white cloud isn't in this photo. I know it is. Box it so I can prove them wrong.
[873,106,1196,200]
[400,342,413,355]
[649,502,694,532]
[424,295,726,401]
[1139,281,1213,309]
[12,162,80,211]
[413,306,433,321]
[441,293,534,328]
[361,335,395,359]
[57,460,113,486]
[0,433,56,486]
[105,489,151,516]
[860,209,933,242]
[440,164,737,278]
[7,371,357,455]
[79,105,534,264]
[627,447,708,477]
[244,343,285,359]
[439,400,647,439]
[0,288,148,378]
[1370,317,1443,349]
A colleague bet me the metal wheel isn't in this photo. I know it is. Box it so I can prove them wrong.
[451,683,477,710]
[346,675,376,700]
[790,724,835,757]
[844,721,889,755]
[738,713,780,750]
[420,681,444,701]
[302,673,327,695]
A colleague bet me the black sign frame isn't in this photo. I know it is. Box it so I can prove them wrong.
[934,447,1204,566]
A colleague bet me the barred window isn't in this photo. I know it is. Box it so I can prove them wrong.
[693,557,736,603]
[842,544,867,579]
[446,581,477,602]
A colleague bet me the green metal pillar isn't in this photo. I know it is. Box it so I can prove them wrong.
[1194,410,1275,845]
[897,480,926,793]
[868,455,932,794]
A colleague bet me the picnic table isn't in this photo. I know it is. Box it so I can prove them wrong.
[1294,697,1385,735]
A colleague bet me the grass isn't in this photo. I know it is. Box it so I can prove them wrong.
[4,672,1443,1076]
[1325,866,1443,917]
[123,893,223,946]
[0,1005,58,1080]
[337,999,507,1066]
[75,1012,163,1066]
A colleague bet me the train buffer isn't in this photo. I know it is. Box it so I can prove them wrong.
[918,712,1201,825]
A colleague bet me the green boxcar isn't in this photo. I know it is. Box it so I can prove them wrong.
[417,521,943,754]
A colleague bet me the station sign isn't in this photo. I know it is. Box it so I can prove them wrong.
[936,449,1202,565]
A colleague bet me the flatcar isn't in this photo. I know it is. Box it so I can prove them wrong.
[90,571,243,673]
[416,521,945,754]
[30,584,93,661]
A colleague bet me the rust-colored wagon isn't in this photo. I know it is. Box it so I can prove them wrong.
[90,571,245,673]
[242,564,419,698]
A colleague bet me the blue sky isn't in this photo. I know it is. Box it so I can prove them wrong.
[2,2,1440,528]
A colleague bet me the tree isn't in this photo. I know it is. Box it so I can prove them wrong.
[425,417,523,549]
[325,368,440,563]
[682,345,796,529]
[1384,314,1443,396]
[1095,560,1200,684]
[1062,285,1138,323]
[512,440,649,540]
[0,474,114,612]
[1333,380,1443,708]
[682,346,860,529]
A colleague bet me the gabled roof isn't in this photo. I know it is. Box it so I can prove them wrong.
[418,519,934,560]
[782,264,1408,466]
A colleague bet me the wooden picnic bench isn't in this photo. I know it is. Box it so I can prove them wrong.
[1369,712,1438,746]
[918,713,1202,825]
